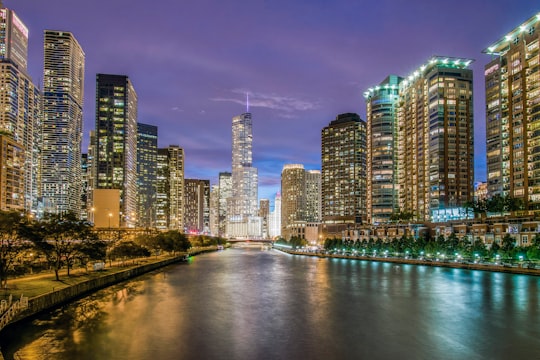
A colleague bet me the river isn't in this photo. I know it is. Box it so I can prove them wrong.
[1,248,539,359]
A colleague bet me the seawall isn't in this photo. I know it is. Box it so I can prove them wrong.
[278,248,540,276]
[2,252,201,335]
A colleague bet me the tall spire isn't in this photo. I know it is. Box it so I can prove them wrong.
[246,92,249,113]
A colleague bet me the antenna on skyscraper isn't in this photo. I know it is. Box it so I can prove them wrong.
[246,92,249,113]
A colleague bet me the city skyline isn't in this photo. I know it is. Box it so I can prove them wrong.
[9,0,538,207]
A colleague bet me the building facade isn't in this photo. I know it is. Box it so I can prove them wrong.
[94,74,138,227]
[42,30,85,215]
[0,6,40,214]
[305,170,321,223]
[281,164,306,240]
[167,146,185,231]
[268,192,281,239]
[0,134,24,211]
[397,56,474,222]
[364,75,402,224]
[227,112,260,238]
[137,123,158,228]
[484,13,540,212]
[184,179,210,234]
[218,171,232,237]
[321,113,367,225]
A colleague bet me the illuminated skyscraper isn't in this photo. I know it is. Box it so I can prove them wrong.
[364,75,402,224]
[305,170,321,222]
[95,74,137,227]
[0,5,28,71]
[484,13,540,212]
[137,123,158,228]
[281,164,306,239]
[184,179,210,234]
[227,111,259,238]
[0,5,40,214]
[268,192,282,239]
[42,30,85,215]
[155,146,185,230]
[218,171,231,236]
[397,56,474,222]
[321,113,367,225]
[0,135,24,211]
[155,148,170,230]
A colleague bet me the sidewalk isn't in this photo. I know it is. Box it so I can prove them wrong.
[1,256,176,300]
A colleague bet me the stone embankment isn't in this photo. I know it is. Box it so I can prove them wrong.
[278,248,540,276]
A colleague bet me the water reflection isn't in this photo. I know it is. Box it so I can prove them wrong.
[1,249,539,360]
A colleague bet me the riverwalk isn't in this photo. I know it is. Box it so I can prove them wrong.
[277,248,540,276]
[0,247,216,338]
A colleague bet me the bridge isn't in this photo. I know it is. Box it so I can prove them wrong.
[227,239,274,243]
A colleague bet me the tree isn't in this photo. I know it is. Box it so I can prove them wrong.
[0,211,30,288]
[501,234,516,259]
[108,241,151,260]
[22,212,99,280]
[155,230,192,254]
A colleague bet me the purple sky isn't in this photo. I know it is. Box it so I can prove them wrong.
[10,0,539,207]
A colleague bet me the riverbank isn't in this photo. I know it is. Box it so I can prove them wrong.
[277,248,540,276]
[0,247,217,338]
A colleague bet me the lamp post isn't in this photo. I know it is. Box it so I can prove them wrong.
[108,212,112,229]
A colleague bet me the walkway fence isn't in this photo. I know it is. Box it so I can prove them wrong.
[0,294,28,332]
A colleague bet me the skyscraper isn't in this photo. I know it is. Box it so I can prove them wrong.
[398,56,474,222]
[0,135,24,211]
[167,145,185,231]
[155,146,185,230]
[321,113,367,225]
[42,30,85,215]
[0,5,40,214]
[95,74,138,227]
[364,75,402,224]
[268,192,282,239]
[218,171,232,237]
[305,170,321,223]
[484,13,540,212]
[227,111,259,238]
[184,179,210,234]
[281,164,306,239]
[137,123,158,228]
[155,148,170,230]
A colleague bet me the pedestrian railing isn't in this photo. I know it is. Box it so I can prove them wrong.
[0,294,28,332]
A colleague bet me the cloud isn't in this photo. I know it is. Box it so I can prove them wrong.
[211,89,319,113]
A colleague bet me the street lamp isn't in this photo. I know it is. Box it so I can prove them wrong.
[108,212,113,229]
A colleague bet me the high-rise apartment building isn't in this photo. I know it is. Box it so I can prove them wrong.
[0,5,40,214]
[218,171,232,237]
[268,192,282,239]
[305,170,321,223]
[281,164,306,239]
[137,123,157,228]
[227,111,259,238]
[0,5,28,71]
[209,184,220,236]
[259,198,270,239]
[484,13,540,212]
[157,146,185,231]
[95,74,137,227]
[321,113,367,225]
[364,75,402,224]
[397,56,474,222]
[155,148,170,230]
[184,179,210,234]
[42,30,85,215]
[0,135,24,211]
